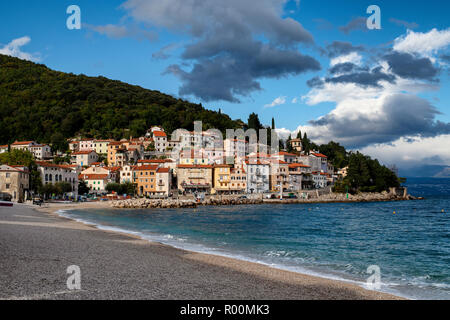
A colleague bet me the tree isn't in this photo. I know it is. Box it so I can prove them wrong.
[296,129,302,139]
[50,132,68,153]
[78,180,90,195]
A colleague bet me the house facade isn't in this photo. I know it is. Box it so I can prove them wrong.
[177,164,213,194]
[0,165,29,202]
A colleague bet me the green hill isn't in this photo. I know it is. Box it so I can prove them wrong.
[0,54,243,144]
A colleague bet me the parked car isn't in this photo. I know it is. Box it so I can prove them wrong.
[32,197,43,206]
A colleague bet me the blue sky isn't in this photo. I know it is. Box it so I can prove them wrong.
[1,0,450,171]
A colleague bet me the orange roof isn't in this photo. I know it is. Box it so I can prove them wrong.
[312,153,328,158]
[0,145,8,148]
[72,150,95,155]
[105,166,122,172]
[79,174,108,180]
[288,163,310,168]
[36,161,74,170]
[133,165,159,171]
[245,160,269,165]
[11,141,34,146]
[138,159,173,163]
[177,164,213,169]
[157,167,170,173]
[274,152,297,157]
[153,131,167,137]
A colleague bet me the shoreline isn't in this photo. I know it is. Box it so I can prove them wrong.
[111,191,422,209]
[28,201,406,300]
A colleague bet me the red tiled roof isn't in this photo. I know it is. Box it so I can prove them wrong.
[72,150,95,155]
[138,159,173,163]
[157,167,170,173]
[11,141,34,146]
[79,174,108,180]
[288,163,310,168]
[0,145,8,148]
[177,164,213,169]
[312,153,328,158]
[153,131,167,137]
[36,161,74,169]
[274,152,297,157]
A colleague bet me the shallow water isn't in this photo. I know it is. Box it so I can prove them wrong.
[61,178,450,300]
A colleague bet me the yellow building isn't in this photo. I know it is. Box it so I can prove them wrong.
[212,164,231,194]
[133,165,158,197]
[230,165,247,194]
[177,164,213,194]
[93,139,113,155]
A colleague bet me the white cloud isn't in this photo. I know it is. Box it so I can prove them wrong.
[360,135,450,168]
[291,97,299,103]
[0,36,39,61]
[393,28,450,57]
[330,52,362,66]
[264,96,287,108]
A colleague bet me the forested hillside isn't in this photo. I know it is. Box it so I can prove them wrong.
[0,54,242,144]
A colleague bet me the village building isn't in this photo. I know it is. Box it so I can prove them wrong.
[153,131,167,153]
[271,151,297,164]
[10,141,37,152]
[229,165,247,194]
[92,139,113,155]
[133,165,159,197]
[79,173,109,193]
[155,167,171,197]
[71,150,98,167]
[0,165,29,202]
[36,161,78,196]
[177,164,213,194]
[244,160,270,194]
[0,145,8,154]
[29,144,52,160]
[212,164,232,194]
[269,160,290,192]
[289,138,302,152]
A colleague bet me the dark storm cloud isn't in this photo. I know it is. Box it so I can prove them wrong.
[339,17,367,34]
[324,41,365,58]
[167,44,321,103]
[308,94,450,148]
[329,62,368,75]
[306,76,324,88]
[122,0,320,102]
[384,51,439,80]
[324,67,396,88]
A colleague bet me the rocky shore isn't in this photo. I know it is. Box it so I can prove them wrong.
[111,191,422,209]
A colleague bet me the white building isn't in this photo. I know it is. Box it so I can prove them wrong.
[36,162,78,196]
[71,150,98,167]
[29,144,52,160]
[244,160,270,194]
[153,131,167,153]
[120,165,134,184]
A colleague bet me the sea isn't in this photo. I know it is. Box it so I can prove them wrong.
[58,177,450,300]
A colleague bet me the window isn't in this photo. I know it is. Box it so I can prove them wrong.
[5,184,10,189]
[6,173,10,178]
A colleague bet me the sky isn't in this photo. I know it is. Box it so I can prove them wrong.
[1,0,450,172]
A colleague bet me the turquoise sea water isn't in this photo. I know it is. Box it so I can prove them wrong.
[60,178,450,299]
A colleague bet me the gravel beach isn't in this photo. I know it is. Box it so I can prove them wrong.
[0,202,403,300]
